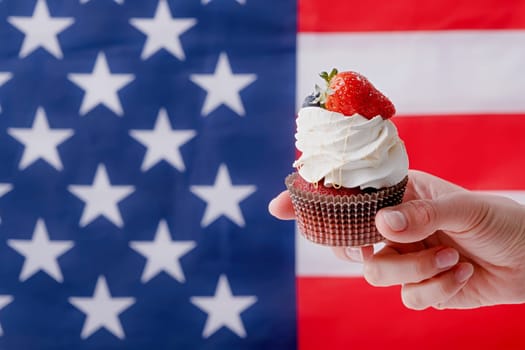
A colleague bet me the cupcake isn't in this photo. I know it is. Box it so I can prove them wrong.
[286,69,409,247]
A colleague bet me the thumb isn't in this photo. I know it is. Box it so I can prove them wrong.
[375,192,489,243]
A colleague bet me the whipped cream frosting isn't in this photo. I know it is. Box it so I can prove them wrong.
[293,107,408,189]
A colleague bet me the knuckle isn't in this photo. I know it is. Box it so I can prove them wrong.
[401,270,461,310]
[411,249,440,282]
[457,192,491,232]
[363,263,384,287]
[436,274,458,297]
[401,287,428,310]
[405,200,437,227]
[411,259,427,283]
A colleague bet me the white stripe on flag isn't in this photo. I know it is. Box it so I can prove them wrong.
[297,31,525,115]
[297,191,525,276]
[295,227,365,277]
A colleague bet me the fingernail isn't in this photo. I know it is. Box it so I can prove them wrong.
[381,210,407,231]
[345,248,363,262]
[435,248,459,269]
[455,263,474,283]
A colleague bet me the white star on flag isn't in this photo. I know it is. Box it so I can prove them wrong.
[7,0,74,59]
[0,72,11,114]
[0,183,13,198]
[190,274,257,338]
[129,108,196,172]
[129,0,197,60]
[0,72,12,87]
[190,164,256,227]
[7,107,74,171]
[80,0,124,4]
[69,276,135,339]
[7,219,74,283]
[0,295,13,336]
[202,0,246,4]
[190,52,257,116]
[68,164,135,227]
[68,52,135,116]
[129,220,196,283]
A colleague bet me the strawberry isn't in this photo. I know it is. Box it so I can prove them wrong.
[320,69,395,119]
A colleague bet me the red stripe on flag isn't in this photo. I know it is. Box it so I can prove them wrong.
[299,0,525,32]
[298,277,525,350]
[394,114,525,190]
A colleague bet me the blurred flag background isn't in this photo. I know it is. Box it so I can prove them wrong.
[0,0,524,349]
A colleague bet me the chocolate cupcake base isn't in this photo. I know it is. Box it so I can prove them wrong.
[285,173,408,247]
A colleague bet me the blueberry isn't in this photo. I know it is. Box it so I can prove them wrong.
[302,93,321,107]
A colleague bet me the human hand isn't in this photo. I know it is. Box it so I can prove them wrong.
[268,170,525,310]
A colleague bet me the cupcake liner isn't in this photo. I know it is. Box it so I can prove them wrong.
[285,173,408,247]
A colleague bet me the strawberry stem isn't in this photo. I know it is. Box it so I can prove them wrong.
[319,68,338,84]
[316,68,338,108]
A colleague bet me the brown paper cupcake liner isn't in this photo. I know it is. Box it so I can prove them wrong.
[285,173,408,247]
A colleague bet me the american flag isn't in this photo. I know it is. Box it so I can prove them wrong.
[0,0,296,348]
[297,1,525,350]
[1,0,525,349]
